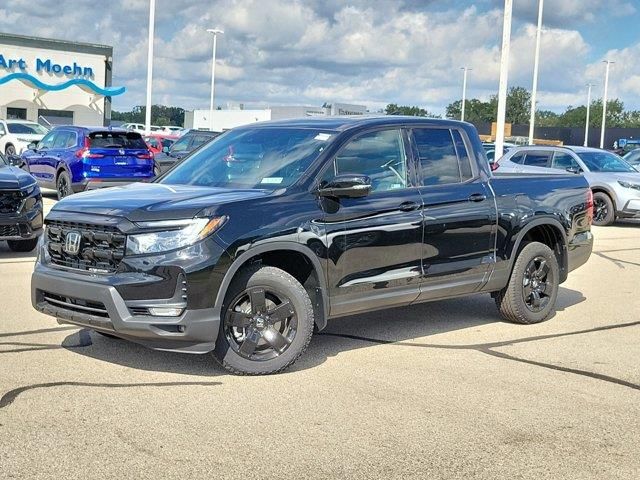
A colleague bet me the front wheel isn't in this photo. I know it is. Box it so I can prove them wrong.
[7,238,39,252]
[5,144,16,156]
[592,192,615,226]
[495,242,560,324]
[213,266,314,375]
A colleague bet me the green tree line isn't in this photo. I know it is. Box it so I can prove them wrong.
[111,105,185,127]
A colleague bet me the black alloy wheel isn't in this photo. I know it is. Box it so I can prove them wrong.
[56,171,71,200]
[5,145,16,156]
[224,287,297,361]
[592,192,615,226]
[522,256,553,313]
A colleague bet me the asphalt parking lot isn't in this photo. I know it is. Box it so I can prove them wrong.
[1,194,639,479]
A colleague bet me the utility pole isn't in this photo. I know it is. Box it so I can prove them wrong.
[584,83,595,147]
[144,0,156,134]
[600,60,614,149]
[528,0,544,145]
[495,0,513,159]
[461,67,470,122]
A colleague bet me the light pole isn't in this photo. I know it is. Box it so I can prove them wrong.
[528,0,544,145]
[600,60,614,149]
[584,83,595,147]
[207,28,224,132]
[495,0,513,159]
[460,67,471,122]
[144,0,156,134]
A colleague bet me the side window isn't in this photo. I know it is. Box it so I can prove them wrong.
[510,152,525,164]
[327,129,408,193]
[38,131,57,149]
[0,123,5,135]
[451,130,473,180]
[523,152,551,167]
[413,128,460,186]
[551,152,578,170]
[53,131,75,149]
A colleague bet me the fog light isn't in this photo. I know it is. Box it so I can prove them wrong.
[148,307,184,317]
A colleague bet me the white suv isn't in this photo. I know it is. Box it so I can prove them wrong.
[0,119,49,155]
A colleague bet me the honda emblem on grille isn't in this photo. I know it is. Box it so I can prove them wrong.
[64,231,82,255]
[118,148,125,155]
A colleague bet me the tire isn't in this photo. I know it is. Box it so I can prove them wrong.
[592,192,615,226]
[213,265,314,375]
[5,144,16,156]
[56,170,72,200]
[7,238,38,252]
[495,242,560,325]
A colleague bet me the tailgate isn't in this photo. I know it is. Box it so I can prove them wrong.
[86,132,154,177]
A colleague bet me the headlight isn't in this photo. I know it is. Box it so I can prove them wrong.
[618,181,640,191]
[126,216,226,255]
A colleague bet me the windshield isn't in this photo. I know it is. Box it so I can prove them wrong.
[7,122,48,135]
[623,150,640,165]
[160,127,335,189]
[169,135,192,153]
[576,151,635,172]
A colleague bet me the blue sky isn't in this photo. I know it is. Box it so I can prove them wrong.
[1,0,638,114]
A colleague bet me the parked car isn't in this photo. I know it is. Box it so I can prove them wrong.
[0,119,49,156]
[622,149,640,172]
[482,142,516,169]
[143,134,178,156]
[120,123,145,133]
[21,126,156,200]
[161,126,183,134]
[31,117,593,375]
[0,150,43,252]
[154,129,219,173]
[496,145,640,226]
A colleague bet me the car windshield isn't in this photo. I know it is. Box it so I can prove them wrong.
[160,127,335,189]
[623,150,640,164]
[7,122,48,135]
[169,135,192,153]
[576,151,635,172]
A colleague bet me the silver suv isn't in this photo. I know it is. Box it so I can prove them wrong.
[496,146,640,226]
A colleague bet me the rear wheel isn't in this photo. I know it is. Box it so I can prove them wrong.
[213,266,314,375]
[5,144,16,156]
[495,242,560,324]
[56,171,72,200]
[592,192,615,226]
[7,238,38,252]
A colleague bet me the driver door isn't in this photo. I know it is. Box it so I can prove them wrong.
[320,128,424,317]
[24,131,57,181]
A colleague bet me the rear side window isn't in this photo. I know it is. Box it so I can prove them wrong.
[509,152,524,164]
[413,128,461,186]
[451,130,473,180]
[523,152,551,167]
[53,131,76,149]
[89,132,147,149]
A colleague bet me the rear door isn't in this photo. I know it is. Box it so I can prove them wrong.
[410,127,497,301]
[518,150,553,174]
[46,130,77,181]
[87,131,153,178]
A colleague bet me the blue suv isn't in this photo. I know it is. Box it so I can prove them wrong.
[21,126,156,199]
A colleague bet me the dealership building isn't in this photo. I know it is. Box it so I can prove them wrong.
[0,32,123,126]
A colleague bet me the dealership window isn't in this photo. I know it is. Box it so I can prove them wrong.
[6,108,27,120]
[38,109,74,127]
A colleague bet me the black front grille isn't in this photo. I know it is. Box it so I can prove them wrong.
[47,220,126,273]
[0,191,22,214]
[0,224,19,237]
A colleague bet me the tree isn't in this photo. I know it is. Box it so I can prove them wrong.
[505,86,531,125]
[384,104,440,118]
[111,104,185,126]
[536,110,559,127]
[445,86,529,124]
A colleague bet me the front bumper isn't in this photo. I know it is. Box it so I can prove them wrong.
[617,198,640,218]
[32,263,220,353]
[0,206,43,240]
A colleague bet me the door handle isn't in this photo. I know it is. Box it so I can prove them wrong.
[399,201,420,212]
[468,193,486,202]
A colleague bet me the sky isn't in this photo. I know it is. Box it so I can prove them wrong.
[0,0,638,115]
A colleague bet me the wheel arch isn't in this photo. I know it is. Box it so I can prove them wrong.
[508,217,569,283]
[590,186,617,211]
[214,242,329,330]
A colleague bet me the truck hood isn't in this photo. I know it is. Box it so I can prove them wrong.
[51,182,273,221]
[0,165,37,190]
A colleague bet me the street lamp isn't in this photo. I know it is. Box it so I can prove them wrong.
[460,67,471,122]
[144,0,156,134]
[584,83,596,147]
[207,28,224,132]
[528,0,544,145]
[600,60,614,149]
[495,0,513,159]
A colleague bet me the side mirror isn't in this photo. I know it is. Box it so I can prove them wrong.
[566,166,582,174]
[162,146,170,153]
[318,174,372,199]
[7,155,26,168]
[28,142,38,151]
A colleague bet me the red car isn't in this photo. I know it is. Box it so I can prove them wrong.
[144,134,178,155]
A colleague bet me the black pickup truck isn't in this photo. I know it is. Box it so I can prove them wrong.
[31,117,593,374]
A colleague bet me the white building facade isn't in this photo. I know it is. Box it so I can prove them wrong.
[0,33,123,126]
